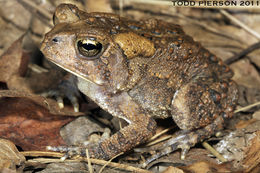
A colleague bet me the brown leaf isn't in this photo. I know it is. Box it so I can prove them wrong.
[0,34,60,94]
[253,111,260,121]
[0,139,25,171]
[242,131,260,172]
[60,116,105,145]
[0,90,82,151]
[181,161,232,173]
[231,59,260,90]
[162,166,184,173]
[147,148,218,169]
[0,34,29,83]
[39,162,90,173]
[235,119,257,129]
[215,121,260,171]
[0,34,37,95]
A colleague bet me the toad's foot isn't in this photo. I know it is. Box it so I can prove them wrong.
[47,145,103,161]
[142,115,226,168]
[47,144,109,161]
[48,116,156,161]
[41,75,81,112]
[47,128,111,160]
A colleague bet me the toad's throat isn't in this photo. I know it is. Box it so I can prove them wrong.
[48,59,99,85]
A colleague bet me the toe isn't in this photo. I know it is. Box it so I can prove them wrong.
[56,96,64,109]
[68,95,79,112]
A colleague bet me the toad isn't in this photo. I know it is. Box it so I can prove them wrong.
[40,3,238,165]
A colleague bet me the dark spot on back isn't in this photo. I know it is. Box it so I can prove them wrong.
[209,55,218,62]
[152,30,161,35]
[209,89,221,104]
[129,25,141,30]
[167,30,177,34]
[110,29,117,34]
[177,37,183,43]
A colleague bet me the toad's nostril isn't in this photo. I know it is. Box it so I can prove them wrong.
[52,37,61,43]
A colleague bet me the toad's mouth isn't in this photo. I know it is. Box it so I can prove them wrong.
[40,42,103,86]
[48,58,100,86]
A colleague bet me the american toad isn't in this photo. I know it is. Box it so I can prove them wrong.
[41,4,238,165]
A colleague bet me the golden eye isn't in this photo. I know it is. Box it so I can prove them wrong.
[77,39,102,58]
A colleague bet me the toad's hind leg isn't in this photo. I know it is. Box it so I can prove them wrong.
[143,78,238,167]
[142,116,225,167]
[172,78,238,131]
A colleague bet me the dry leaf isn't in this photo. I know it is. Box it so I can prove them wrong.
[235,119,257,129]
[253,111,260,120]
[0,139,25,171]
[147,148,217,169]
[39,162,89,173]
[215,121,260,171]
[0,90,80,151]
[231,59,260,90]
[0,34,29,86]
[162,166,184,173]
[242,131,260,172]
[181,161,231,173]
[60,116,106,145]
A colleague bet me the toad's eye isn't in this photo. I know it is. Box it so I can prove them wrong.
[77,39,102,58]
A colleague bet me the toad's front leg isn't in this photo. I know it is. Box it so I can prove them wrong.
[89,115,156,159]
[49,115,156,160]
[48,80,157,160]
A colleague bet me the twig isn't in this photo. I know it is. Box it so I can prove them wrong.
[21,151,63,157]
[220,9,260,40]
[148,127,174,142]
[135,127,175,152]
[224,41,260,65]
[235,101,260,113]
[86,149,93,173]
[202,142,227,162]
[82,157,151,173]
[98,152,123,173]
[23,151,151,173]
[146,135,172,147]
[28,64,49,73]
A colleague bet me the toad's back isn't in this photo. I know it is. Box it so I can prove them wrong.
[88,15,235,120]
[60,11,235,120]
